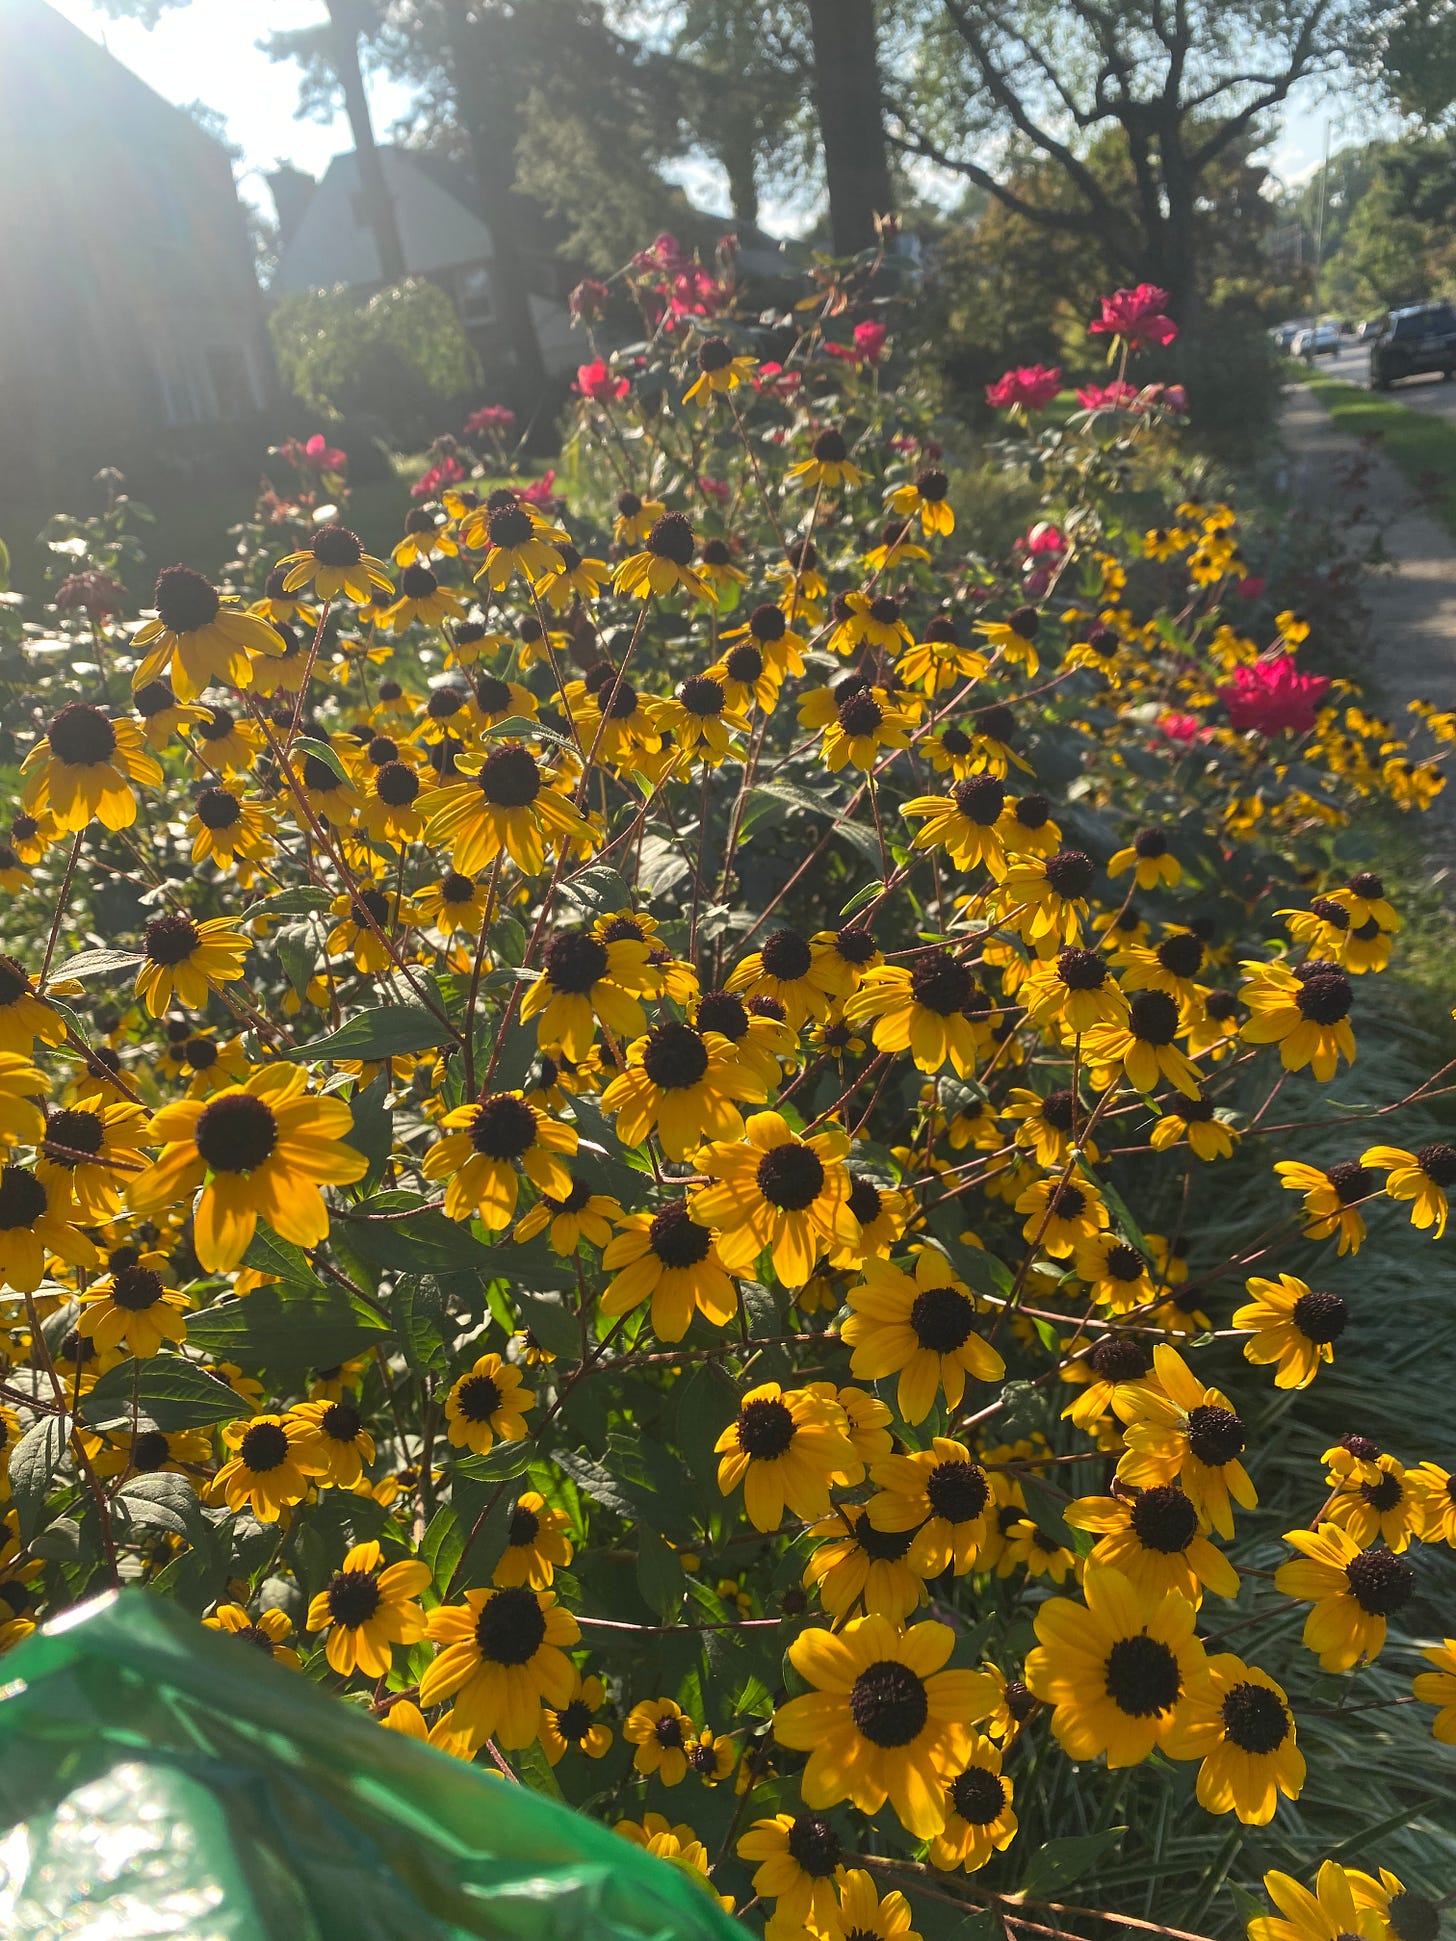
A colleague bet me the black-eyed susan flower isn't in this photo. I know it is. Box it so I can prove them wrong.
[419,743,593,877]
[868,1437,993,1574]
[357,760,426,846]
[76,1259,188,1360]
[133,679,200,751]
[726,927,841,1029]
[830,1172,913,1267]
[424,1090,576,1230]
[417,870,491,936]
[722,600,808,680]
[1026,1565,1206,1767]
[212,1412,325,1522]
[392,506,460,569]
[1274,1522,1415,1671]
[809,680,916,772]
[442,1351,535,1455]
[277,524,394,605]
[1072,1231,1155,1313]
[832,1869,922,1941]
[421,1585,579,1748]
[773,1614,999,1838]
[1274,1157,1373,1254]
[0,1054,46,1151]
[888,465,954,537]
[134,912,249,1018]
[974,604,1040,676]
[682,333,757,405]
[521,927,658,1062]
[1061,1330,1155,1431]
[1001,848,1097,951]
[1014,1169,1108,1257]
[612,1019,773,1164]
[625,1696,699,1784]
[1109,827,1181,890]
[305,1538,431,1677]
[0,1166,100,1292]
[736,1812,845,1937]
[493,1490,573,1589]
[693,1110,855,1286]
[828,590,913,657]
[787,425,868,491]
[611,490,666,547]
[377,1697,475,1758]
[1327,1450,1420,1553]
[39,1098,147,1222]
[600,1199,738,1341]
[326,886,409,975]
[21,701,162,833]
[285,1396,375,1487]
[1065,1484,1239,1604]
[902,772,1010,877]
[1413,1639,1456,1741]
[843,950,982,1078]
[188,787,274,872]
[656,674,752,767]
[203,1602,302,1668]
[714,1381,857,1531]
[1360,1140,1456,1238]
[129,1065,365,1273]
[1163,1653,1304,1824]
[1233,1274,1347,1389]
[928,1739,1017,1872]
[1114,1344,1256,1538]
[1246,1862,1387,1941]
[803,1503,926,1624]
[863,515,931,573]
[133,564,287,699]
[190,701,262,777]
[1021,946,1128,1034]
[1240,958,1355,1080]
[384,562,467,630]
[1148,1091,1236,1162]
[514,1176,618,1255]
[614,511,712,603]
[1410,1461,1456,1546]
[842,1252,1004,1423]
[541,1670,613,1764]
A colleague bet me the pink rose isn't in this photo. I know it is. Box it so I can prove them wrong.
[1076,380,1140,411]
[569,278,610,320]
[519,470,560,510]
[1158,711,1202,745]
[411,453,465,501]
[576,359,629,403]
[985,365,1063,411]
[697,475,729,504]
[1088,284,1178,348]
[1236,575,1267,600]
[465,404,516,436]
[1018,522,1066,557]
[853,319,887,363]
[1218,656,1330,736]
[302,432,346,471]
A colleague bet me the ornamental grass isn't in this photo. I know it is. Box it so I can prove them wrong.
[0,239,1453,1938]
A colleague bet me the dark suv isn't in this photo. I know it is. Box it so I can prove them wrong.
[1369,302,1456,389]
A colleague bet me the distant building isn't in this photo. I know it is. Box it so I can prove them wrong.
[0,0,273,506]
[269,148,579,380]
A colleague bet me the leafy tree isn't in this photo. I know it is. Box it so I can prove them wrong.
[269,276,480,437]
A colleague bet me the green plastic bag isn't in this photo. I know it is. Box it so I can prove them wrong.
[0,1590,744,1940]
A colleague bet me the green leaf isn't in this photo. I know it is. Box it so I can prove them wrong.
[283,1004,452,1062]
[420,1504,463,1588]
[277,921,317,997]
[747,781,883,864]
[347,1068,393,1188]
[240,1226,315,1287]
[10,1414,69,1540]
[50,947,143,980]
[293,735,350,785]
[552,1447,638,1522]
[512,1736,565,1799]
[245,886,332,919]
[185,1284,389,1370]
[1020,1826,1127,1894]
[558,864,631,916]
[635,1522,685,1621]
[82,1358,244,1430]
[511,1286,580,1360]
[117,1472,211,1548]
[390,1277,447,1374]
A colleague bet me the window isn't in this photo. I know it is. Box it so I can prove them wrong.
[456,264,495,330]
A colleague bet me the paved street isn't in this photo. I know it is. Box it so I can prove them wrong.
[1305,337,1456,421]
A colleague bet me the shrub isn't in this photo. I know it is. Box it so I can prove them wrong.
[0,245,1452,1936]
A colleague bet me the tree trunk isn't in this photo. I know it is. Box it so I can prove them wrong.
[327,0,406,284]
[720,129,760,228]
[805,0,894,256]
[445,2,549,414]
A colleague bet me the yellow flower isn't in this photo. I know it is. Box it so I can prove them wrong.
[1274,1521,1415,1671]
[614,511,713,602]
[1273,1157,1373,1254]
[442,1352,535,1455]
[129,1064,365,1273]
[803,1503,927,1623]
[927,1738,1017,1872]
[725,927,842,1028]
[423,1091,576,1230]
[76,1260,189,1359]
[1082,990,1202,1099]
[0,1054,47,1151]
[419,744,593,877]
[213,1412,325,1522]
[835,1868,924,1941]
[1064,1485,1239,1604]
[1360,1141,1456,1238]
[541,1670,614,1763]
[682,334,758,404]
[1147,1091,1236,1162]
[21,702,162,832]
[868,1437,993,1574]
[625,1696,698,1784]
[383,562,467,632]
[135,913,249,1017]
[1072,1231,1155,1314]
[493,1490,573,1589]
[0,1166,100,1292]
[974,605,1041,675]
[902,773,1011,877]
[1239,959,1355,1081]
[203,1602,301,1667]
[1163,1653,1304,1824]
[843,1253,1004,1423]
[1025,1565,1207,1766]
[1108,827,1182,889]
[1247,1862,1387,1941]
[305,1538,431,1677]
[1413,1638,1456,1742]
[521,928,659,1062]
[421,1586,579,1748]
[736,1811,845,1936]
[714,1381,858,1531]
[513,1177,619,1255]
[133,565,288,699]
[1326,1450,1420,1553]
[1021,946,1129,1034]
[1014,1169,1108,1258]
[600,1200,738,1342]
[692,1110,855,1287]
[843,952,982,1078]
[888,464,954,536]
[773,1614,1000,1838]
[1232,1274,1346,1389]
[277,523,395,604]
[786,425,869,491]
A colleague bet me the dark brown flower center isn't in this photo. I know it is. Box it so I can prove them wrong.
[1156,932,1204,978]
[736,1397,796,1459]
[327,1568,381,1627]
[680,675,725,717]
[475,1585,547,1664]
[849,1659,929,1747]
[46,1107,104,1160]
[646,513,695,564]
[111,1266,165,1312]
[400,563,437,600]
[478,745,541,808]
[1292,1289,1347,1345]
[950,1765,1006,1824]
[470,1093,537,1160]
[311,524,365,567]
[1220,1680,1289,1753]
[925,1458,989,1523]
[145,912,201,966]
[641,1021,710,1091]
[1418,1142,1456,1188]
[910,1282,975,1352]
[375,761,420,807]
[1134,828,1168,858]
[1045,849,1095,898]
[952,774,1006,826]
[1090,1333,1154,1381]
[1129,990,1179,1047]
[909,948,974,1015]
[648,1200,712,1268]
[455,1372,503,1422]
[544,931,609,994]
[759,928,813,981]
[1104,1633,1181,1716]
[154,564,221,633]
[0,1167,47,1230]
[130,1429,171,1471]
[1130,1484,1198,1554]
[1343,1546,1415,1616]
[47,702,116,767]
[1056,946,1108,992]
[1186,1404,1246,1467]
[847,1176,883,1226]
[812,428,848,463]
[195,1093,277,1172]
[1295,968,1352,1025]
[196,787,242,830]
[756,1141,824,1211]
[239,1421,289,1472]
[785,1813,842,1877]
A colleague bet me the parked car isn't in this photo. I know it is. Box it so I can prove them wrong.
[1292,322,1341,359]
[1357,316,1382,340]
[1273,321,1304,351]
[1368,302,1456,389]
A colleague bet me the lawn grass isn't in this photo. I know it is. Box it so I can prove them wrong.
[1300,370,1456,539]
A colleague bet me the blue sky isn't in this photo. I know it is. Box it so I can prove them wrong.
[47,0,1360,225]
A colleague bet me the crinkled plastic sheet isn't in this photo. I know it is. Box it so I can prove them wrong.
[0,1591,743,1941]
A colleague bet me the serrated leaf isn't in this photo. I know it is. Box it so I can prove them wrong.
[10,1413,69,1539]
[552,1447,637,1521]
[390,1277,447,1374]
[558,864,631,915]
[512,1736,565,1799]
[50,947,143,980]
[277,921,316,997]
[347,1068,393,1188]
[117,1472,210,1547]
[82,1358,248,1430]
[239,1226,315,1287]
[283,1004,452,1062]
[185,1284,389,1370]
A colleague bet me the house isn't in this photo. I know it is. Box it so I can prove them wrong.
[0,0,275,507]
[270,148,579,380]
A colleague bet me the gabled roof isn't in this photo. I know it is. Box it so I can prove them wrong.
[272,148,494,295]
